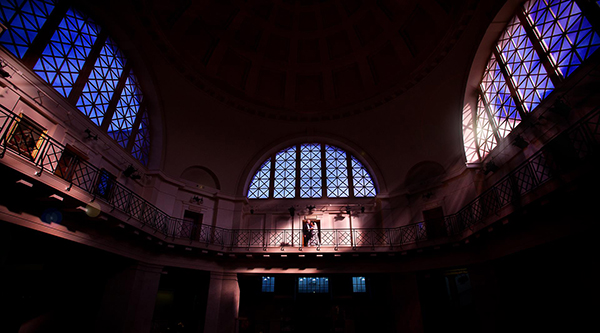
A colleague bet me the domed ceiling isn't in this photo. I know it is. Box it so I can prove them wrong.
[137,0,477,121]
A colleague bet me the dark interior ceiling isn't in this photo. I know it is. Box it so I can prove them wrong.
[134,0,477,120]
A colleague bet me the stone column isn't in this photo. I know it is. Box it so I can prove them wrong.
[94,262,163,333]
[390,273,424,333]
[204,271,240,333]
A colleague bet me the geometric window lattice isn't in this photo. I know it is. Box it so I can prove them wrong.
[525,0,600,78]
[497,15,554,114]
[33,8,100,98]
[273,146,296,199]
[480,53,521,140]
[352,276,366,293]
[464,0,600,163]
[247,143,377,199]
[77,38,125,126]
[0,0,56,58]
[476,95,498,158]
[325,145,349,198]
[262,276,275,293]
[300,143,322,198]
[108,72,142,148]
[3,3,152,166]
[131,110,150,166]
[298,277,329,294]
[462,103,479,164]
[248,158,271,199]
[351,156,375,197]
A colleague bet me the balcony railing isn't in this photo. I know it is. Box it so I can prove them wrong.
[1,104,599,251]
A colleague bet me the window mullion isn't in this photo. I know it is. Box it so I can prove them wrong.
[268,153,276,198]
[99,62,133,131]
[295,144,301,198]
[67,31,108,104]
[478,87,502,144]
[21,2,69,68]
[346,151,354,198]
[125,99,147,152]
[516,10,563,84]
[491,47,528,121]
[320,143,327,198]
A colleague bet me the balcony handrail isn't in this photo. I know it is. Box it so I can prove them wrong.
[1,104,599,250]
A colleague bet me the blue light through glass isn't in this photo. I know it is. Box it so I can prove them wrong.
[77,38,125,126]
[298,277,329,293]
[0,0,56,58]
[34,8,100,97]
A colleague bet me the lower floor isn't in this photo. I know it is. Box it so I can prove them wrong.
[0,213,596,333]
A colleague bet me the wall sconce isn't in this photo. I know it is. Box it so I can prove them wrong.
[288,206,295,217]
[0,60,10,78]
[360,206,365,213]
[250,208,254,214]
[484,161,499,175]
[123,165,141,180]
[190,196,203,204]
[306,205,315,214]
[512,135,529,149]
[84,129,98,140]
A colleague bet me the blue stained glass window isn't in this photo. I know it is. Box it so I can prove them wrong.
[352,276,366,293]
[0,0,55,58]
[300,143,322,198]
[525,0,600,78]
[77,38,125,126]
[274,146,296,198]
[262,276,275,292]
[34,8,100,97]
[108,72,142,148]
[325,145,349,198]
[248,144,376,199]
[497,16,554,113]
[2,4,151,165]
[298,277,329,293]
[131,111,150,166]
[248,158,271,199]
[351,157,375,197]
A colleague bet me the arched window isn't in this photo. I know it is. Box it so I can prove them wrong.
[248,143,377,199]
[464,0,600,163]
[0,0,151,165]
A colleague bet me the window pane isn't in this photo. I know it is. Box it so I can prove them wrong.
[525,0,600,78]
[352,276,366,293]
[480,53,521,140]
[0,0,55,58]
[34,8,100,97]
[108,72,142,148]
[77,38,125,126]
[274,146,296,198]
[325,145,348,198]
[262,276,275,292]
[351,156,375,197]
[298,277,329,293]
[248,158,271,199]
[300,143,322,198]
[247,144,377,199]
[497,16,554,113]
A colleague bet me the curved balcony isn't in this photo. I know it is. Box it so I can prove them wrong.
[2,104,599,254]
